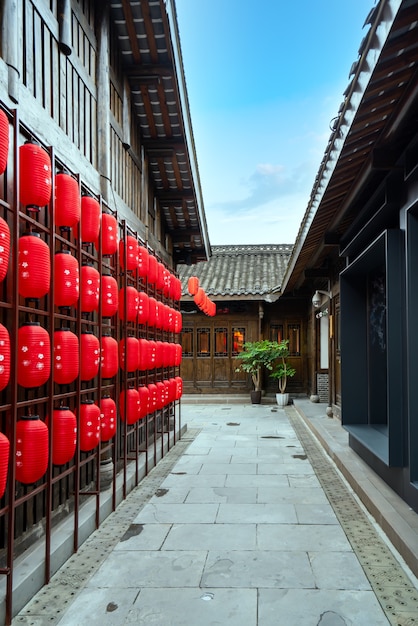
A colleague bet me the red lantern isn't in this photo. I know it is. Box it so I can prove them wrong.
[54,328,79,385]
[48,407,77,465]
[54,251,79,308]
[79,195,100,243]
[15,416,49,484]
[137,291,149,325]
[154,300,163,329]
[119,286,138,322]
[0,217,10,282]
[100,396,117,442]
[80,331,100,381]
[80,264,100,312]
[18,233,50,300]
[101,334,119,379]
[98,213,118,256]
[168,377,177,403]
[138,338,149,371]
[138,385,150,419]
[18,323,51,388]
[147,383,158,412]
[79,400,101,452]
[0,432,9,498]
[55,171,80,229]
[101,274,118,317]
[156,381,166,409]
[155,341,164,369]
[170,276,182,301]
[174,376,183,400]
[119,388,140,425]
[0,323,10,391]
[19,142,52,209]
[119,336,139,372]
[174,343,182,367]
[137,246,149,278]
[0,109,9,175]
[119,235,138,271]
[147,254,158,284]
[174,310,182,334]
[188,276,199,296]
[147,340,157,370]
[156,261,166,292]
[148,297,157,327]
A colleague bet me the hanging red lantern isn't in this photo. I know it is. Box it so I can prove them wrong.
[171,276,182,301]
[138,338,149,371]
[174,343,182,367]
[154,341,163,369]
[119,235,138,271]
[48,407,77,466]
[54,328,79,385]
[80,263,100,313]
[18,323,51,388]
[0,217,10,282]
[174,376,183,400]
[156,381,166,410]
[0,432,9,498]
[100,396,117,442]
[137,291,149,325]
[0,110,9,175]
[147,340,157,370]
[54,251,79,308]
[156,261,166,292]
[160,304,169,332]
[78,195,100,244]
[174,310,182,334]
[119,388,140,425]
[138,385,150,419]
[119,336,139,372]
[80,331,100,381]
[188,276,199,296]
[147,254,158,284]
[19,142,52,209]
[101,274,118,318]
[101,334,119,379]
[137,246,149,278]
[18,233,50,300]
[0,323,10,392]
[119,286,138,322]
[167,308,174,333]
[79,400,101,452]
[97,212,118,256]
[147,383,158,412]
[15,416,49,484]
[55,171,80,229]
[147,297,157,327]
[168,377,177,403]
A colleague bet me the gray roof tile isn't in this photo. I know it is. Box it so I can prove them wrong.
[178,244,292,298]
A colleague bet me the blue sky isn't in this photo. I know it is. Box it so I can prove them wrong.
[174,0,373,245]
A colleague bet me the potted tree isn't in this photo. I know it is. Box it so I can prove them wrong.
[234,340,278,403]
[269,339,296,407]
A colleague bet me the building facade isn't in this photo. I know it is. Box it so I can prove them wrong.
[0,1,209,622]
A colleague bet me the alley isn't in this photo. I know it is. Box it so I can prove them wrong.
[13,401,418,625]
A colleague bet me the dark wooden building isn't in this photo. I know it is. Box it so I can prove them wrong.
[179,245,308,397]
[279,0,418,513]
[0,1,209,622]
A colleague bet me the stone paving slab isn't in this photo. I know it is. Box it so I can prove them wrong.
[15,402,415,625]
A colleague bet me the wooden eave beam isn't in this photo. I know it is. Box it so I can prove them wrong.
[140,2,159,63]
[121,0,141,63]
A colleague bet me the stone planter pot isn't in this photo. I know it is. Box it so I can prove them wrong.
[276,393,289,407]
[250,390,262,404]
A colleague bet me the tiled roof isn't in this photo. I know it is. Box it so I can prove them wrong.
[178,244,293,300]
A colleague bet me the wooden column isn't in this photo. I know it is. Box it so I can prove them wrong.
[97,3,111,202]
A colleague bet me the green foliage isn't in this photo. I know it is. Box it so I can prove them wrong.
[268,339,296,394]
[234,339,284,391]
